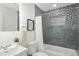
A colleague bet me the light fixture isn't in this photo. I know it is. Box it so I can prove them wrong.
[52,4,57,7]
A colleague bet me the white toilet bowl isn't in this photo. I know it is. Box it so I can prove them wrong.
[27,40,48,56]
[33,52,47,56]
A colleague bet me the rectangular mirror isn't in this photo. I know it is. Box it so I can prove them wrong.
[0,3,19,31]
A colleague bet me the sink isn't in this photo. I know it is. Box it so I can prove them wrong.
[0,45,28,56]
[0,49,6,56]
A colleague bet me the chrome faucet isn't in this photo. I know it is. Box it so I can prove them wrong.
[1,44,11,50]
[1,44,11,54]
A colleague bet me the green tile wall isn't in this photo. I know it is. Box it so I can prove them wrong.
[42,3,79,49]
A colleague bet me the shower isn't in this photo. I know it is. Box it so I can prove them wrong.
[42,3,79,50]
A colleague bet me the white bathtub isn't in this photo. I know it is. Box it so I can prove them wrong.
[44,44,78,56]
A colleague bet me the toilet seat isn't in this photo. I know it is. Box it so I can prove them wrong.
[33,52,47,56]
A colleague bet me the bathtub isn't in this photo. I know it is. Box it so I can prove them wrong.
[44,44,78,56]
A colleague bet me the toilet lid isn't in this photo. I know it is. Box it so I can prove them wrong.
[33,52,47,56]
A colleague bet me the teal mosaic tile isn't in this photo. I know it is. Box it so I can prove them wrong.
[42,3,79,49]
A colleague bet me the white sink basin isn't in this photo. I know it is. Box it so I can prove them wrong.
[0,49,6,56]
[0,45,28,56]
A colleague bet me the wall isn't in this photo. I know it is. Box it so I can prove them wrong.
[0,5,18,31]
[0,31,22,47]
[19,3,35,47]
[35,5,44,16]
[42,3,79,49]
[0,12,3,31]
[19,4,44,50]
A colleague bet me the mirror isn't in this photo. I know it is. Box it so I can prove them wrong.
[0,3,19,31]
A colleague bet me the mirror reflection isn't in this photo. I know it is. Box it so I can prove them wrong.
[0,3,19,31]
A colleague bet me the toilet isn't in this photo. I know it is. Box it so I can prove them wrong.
[27,41,47,56]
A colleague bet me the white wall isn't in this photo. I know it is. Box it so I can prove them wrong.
[0,12,3,31]
[0,5,18,31]
[19,4,44,52]
[0,31,22,47]
[19,3,35,47]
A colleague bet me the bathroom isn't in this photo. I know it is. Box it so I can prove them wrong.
[0,3,79,56]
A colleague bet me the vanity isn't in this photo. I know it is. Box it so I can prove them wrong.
[0,45,28,56]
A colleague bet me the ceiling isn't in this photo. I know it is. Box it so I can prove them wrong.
[35,3,73,12]
[0,3,19,11]
[0,3,73,12]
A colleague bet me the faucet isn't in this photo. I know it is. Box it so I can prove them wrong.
[1,44,11,53]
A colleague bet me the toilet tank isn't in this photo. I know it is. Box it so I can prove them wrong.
[27,41,38,55]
